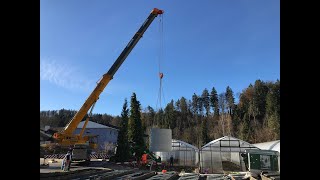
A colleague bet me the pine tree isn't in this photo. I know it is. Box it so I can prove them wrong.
[201,118,209,146]
[230,104,240,135]
[146,106,156,127]
[179,97,189,128]
[164,100,176,129]
[155,108,164,128]
[210,87,219,116]
[253,80,269,120]
[202,88,210,116]
[239,117,250,142]
[248,98,259,128]
[197,94,204,117]
[128,93,145,158]
[218,93,228,136]
[115,99,130,163]
[225,86,235,115]
[191,93,198,116]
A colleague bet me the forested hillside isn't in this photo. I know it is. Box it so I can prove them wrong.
[40,79,280,146]
[40,109,121,129]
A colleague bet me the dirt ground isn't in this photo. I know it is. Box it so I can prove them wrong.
[40,158,136,173]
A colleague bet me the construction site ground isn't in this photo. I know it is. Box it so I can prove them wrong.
[40,158,129,173]
[40,158,180,180]
[40,158,275,180]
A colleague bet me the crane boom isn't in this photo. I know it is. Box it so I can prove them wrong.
[53,8,163,147]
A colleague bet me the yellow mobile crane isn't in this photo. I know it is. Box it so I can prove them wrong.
[52,8,163,160]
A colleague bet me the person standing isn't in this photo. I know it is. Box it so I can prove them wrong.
[61,156,66,170]
[170,155,174,167]
[67,151,72,171]
[64,151,71,171]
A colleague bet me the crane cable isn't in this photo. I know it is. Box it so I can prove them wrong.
[154,13,165,127]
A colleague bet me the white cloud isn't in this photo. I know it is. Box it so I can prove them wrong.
[40,58,95,91]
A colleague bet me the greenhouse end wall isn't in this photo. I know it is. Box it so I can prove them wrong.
[154,139,199,167]
[200,136,259,174]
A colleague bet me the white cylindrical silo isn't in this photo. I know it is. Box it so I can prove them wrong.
[149,128,172,152]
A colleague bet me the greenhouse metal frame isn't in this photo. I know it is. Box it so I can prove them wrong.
[200,136,259,173]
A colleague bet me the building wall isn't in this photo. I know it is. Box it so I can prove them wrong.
[74,128,118,152]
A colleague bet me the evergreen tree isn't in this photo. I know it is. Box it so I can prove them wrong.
[146,106,156,127]
[225,86,235,115]
[128,93,145,158]
[179,97,189,128]
[175,99,181,112]
[248,98,259,127]
[202,88,210,116]
[253,80,269,120]
[197,94,204,117]
[239,117,250,142]
[218,93,227,135]
[191,93,198,116]
[155,108,164,127]
[164,100,176,129]
[201,118,209,145]
[115,99,130,163]
[210,87,219,116]
[175,99,182,131]
[231,105,241,135]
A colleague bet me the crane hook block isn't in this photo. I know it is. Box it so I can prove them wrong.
[152,8,164,15]
[159,73,164,79]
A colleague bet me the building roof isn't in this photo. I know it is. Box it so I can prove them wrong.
[40,129,53,141]
[77,120,119,130]
[39,128,58,135]
[50,127,64,132]
[253,140,280,153]
[201,136,259,152]
[172,139,199,151]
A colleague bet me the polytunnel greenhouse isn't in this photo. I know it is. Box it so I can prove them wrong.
[253,140,280,171]
[253,140,280,153]
[200,136,259,173]
[154,139,199,167]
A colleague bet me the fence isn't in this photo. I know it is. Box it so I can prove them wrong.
[44,153,110,159]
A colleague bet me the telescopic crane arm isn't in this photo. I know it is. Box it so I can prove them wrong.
[53,8,163,147]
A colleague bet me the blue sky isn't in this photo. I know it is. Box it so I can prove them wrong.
[40,0,280,116]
